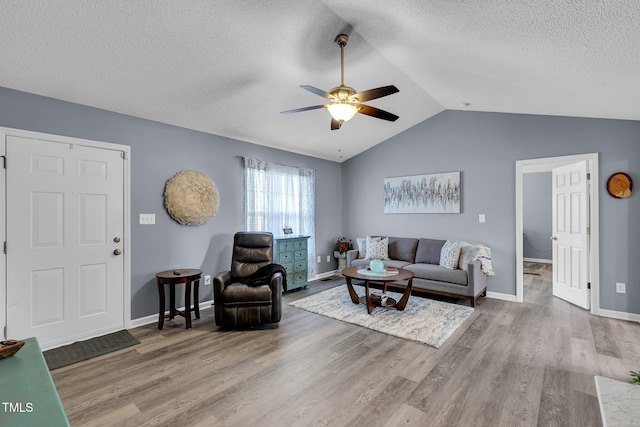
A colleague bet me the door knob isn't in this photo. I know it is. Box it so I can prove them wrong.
[113,248,122,256]
[113,237,121,243]
[550,236,558,241]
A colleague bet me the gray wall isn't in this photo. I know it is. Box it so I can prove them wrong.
[523,172,552,260]
[342,110,640,314]
[0,87,342,320]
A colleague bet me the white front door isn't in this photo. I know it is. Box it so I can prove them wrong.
[6,135,125,349]
[551,160,590,309]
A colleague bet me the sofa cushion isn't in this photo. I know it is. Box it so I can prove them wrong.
[415,238,446,264]
[365,236,389,260]
[223,283,272,304]
[405,263,468,286]
[387,237,419,263]
[440,240,461,269]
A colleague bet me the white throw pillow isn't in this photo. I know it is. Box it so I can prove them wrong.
[365,236,389,260]
[356,237,368,259]
[458,241,481,271]
[440,240,460,269]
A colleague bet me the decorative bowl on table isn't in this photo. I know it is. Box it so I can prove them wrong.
[0,340,25,360]
[369,259,385,273]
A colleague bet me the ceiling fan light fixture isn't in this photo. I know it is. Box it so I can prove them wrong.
[327,102,359,122]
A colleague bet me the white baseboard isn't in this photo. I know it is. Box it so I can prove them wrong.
[523,257,552,264]
[486,291,519,302]
[312,270,339,281]
[129,300,214,329]
[596,308,640,323]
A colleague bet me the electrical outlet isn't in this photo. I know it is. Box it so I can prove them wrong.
[616,282,626,294]
[327,255,331,262]
[479,214,486,223]
[317,256,321,263]
[139,214,155,225]
[204,275,211,285]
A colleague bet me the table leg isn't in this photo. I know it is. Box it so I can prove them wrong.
[395,279,413,311]
[364,280,374,314]
[157,281,165,330]
[345,277,360,304]
[169,284,176,320]
[185,282,192,329]
[194,279,200,319]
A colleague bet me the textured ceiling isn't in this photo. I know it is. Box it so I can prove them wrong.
[1,1,638,162]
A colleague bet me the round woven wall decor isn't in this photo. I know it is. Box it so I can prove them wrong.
[164,170,219,225]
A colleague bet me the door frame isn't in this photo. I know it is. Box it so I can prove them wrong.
[0,126,132,339]
[515,153,599,314]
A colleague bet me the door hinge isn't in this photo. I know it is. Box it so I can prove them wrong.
[587,227,591,235]
[3,241,6,254]
[587,282,591,289]
[1,155,6,168]
[587,173,591,180]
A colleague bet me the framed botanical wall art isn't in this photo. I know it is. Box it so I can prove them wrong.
[384,171,461,213]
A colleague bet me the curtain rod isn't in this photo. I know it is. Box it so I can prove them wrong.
[235,155,316,172]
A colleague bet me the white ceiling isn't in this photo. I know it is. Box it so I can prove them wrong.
[1,1,638,162]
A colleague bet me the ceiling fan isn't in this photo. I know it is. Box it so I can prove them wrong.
[281,34,399,130]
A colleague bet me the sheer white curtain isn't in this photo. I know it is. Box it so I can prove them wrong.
[243,158,316,277]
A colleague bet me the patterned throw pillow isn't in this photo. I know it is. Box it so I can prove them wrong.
[365,236,389,260]
[440,240,461,269]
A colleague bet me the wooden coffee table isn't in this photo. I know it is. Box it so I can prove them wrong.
[341,266,415,314]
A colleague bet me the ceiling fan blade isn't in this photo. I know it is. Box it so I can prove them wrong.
[331,118,342,130]
[300,85,332,100]
[351,85,399,103]
[280,105,326,114]
[357,104,399,122]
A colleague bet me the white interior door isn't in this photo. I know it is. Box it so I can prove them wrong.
[552,160,590,309]
[6,135,125,349]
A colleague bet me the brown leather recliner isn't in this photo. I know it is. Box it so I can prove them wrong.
[213,232,283,328]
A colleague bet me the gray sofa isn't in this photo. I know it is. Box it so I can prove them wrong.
[346,237,488,307]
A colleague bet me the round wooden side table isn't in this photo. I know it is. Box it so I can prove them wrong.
[156,269,202,330]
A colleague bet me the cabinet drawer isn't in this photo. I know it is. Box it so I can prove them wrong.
[294,272,307,284]
[294,261,306,272]
[278,252,293,263]
[278,240,294,252]
[280,263,293,275]
[294,239,307,250]
[294,250,306,260]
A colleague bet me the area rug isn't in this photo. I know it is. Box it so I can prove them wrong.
[43,330,139,370]
[289,285,474,348]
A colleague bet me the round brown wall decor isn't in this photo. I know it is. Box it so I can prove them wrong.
[606,172,632,199]
[164,170,220,225]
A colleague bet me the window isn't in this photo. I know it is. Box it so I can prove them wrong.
[243,157,315,277]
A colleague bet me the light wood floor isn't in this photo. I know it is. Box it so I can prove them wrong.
[52,263,640,426]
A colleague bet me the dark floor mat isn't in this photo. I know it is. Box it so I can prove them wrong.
[43,330,139,370]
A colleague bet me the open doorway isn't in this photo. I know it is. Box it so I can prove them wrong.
[515,153,600,314]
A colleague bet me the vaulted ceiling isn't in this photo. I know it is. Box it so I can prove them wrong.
[1,1,638,162]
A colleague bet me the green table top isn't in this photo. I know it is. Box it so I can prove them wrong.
[0,337,70,427]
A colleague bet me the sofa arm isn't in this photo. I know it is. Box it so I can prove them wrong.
[467,260,487,297]
[346,249,359,267]
[213,270,230,302]
[269,272,283,323]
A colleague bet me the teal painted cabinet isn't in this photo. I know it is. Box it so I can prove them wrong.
[274,235,310,291]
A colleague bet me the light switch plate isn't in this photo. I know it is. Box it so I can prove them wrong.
[479,214,486,223]
[139,214,155,225]
[616,282,626,294]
